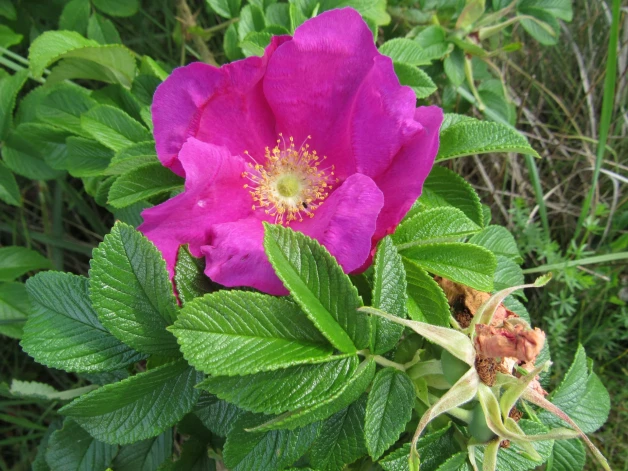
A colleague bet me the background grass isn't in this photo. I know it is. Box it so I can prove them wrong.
[0,0,626,469]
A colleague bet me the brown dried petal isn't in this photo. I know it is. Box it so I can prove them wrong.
[474,323,546,363]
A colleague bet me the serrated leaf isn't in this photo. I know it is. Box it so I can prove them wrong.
[309,395,367,471]
[539,345,610,433]
[36,84,96,136]
[87,13,122,44]
[81,105,151,151]
[266,3,290,28]
[365,368,415,459]
[379,424,460,471]
[6,380,96,401]
[174,245,217,304]
[22,272,145,372]
[158,436,214,471]
[29,31,137,86]
[32,420,62,471]
[0,160,21,206]
[444,48,465,86]
[251,358,376,432]
[0,281,28,338]
[105,141,157,175]
[60,359,202,444]
[90,221,180,355]
[238,5,266,41]
[393,62,437,99]
[263,223,368,353]
[418,166,483,227]
[0,246,51,281]
[320,0,390,25]
[194,392,246,437]
[404,260,454,327]
[434,452,472,471]
[45,419,118,471]
[198,356,359,414]
[92,0,139,17]
[2,124,66,180]
[112,429,173,471]
[437,118,539,161]
[371,237,407,354]
[401,242,496,292]
[549,439,585,471]
[493,256,525,292]
[393,207,480,248]
[171,290,332,376]
[108,163,183,207]
[208,0,241,18]
[0,69,28,141]
[380,39,430,66]
[63,136,114,177]
[223,414,320,471]
[241,31,273,57]
[224,23,244,61]
[468,225,522,263]
[518,0,572,20]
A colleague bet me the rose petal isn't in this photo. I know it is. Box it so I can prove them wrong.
[152,36,290,176]
[138,138,251,275]
[202,218,287,295]
[263,8,379,178]
[294,173,384,273]
[372,105,443,241]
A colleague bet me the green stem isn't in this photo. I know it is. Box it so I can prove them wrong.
[573,0,621,241]
[522,252,628,274]
[51,178,65,270]
[357,350,406,371]
[0,223,95,256]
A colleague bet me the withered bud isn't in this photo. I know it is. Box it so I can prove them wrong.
[474,322,546,363]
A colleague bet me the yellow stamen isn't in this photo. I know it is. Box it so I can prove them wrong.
[241,136,332,225]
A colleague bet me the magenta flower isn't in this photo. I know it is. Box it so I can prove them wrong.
[139,8,443,295]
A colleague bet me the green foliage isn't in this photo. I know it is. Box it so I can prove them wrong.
[0,246,52,281]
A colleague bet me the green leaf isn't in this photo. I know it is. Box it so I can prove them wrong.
[171,290,333,376]
[0,160,21,206]
[174,245,217,304]
[60,359,202,444]
[90,221,180,356]
[404,260,452,327]
[208,0,241,18]
[539,345,610,433]
[108,162,183,207]
[194,393,245,437]
[437,118,539,161]
[224,23,244,61]
[32,421,62,471]
[159,436,214,471]
[0,24,22,48]
[518,9,559,46]
[251,359,376,432]
[81,105,151,152]
[379,424,460,471]
[320,0,390,26]
[36,84,97,136]
[393,62,437,99]
[365,368,415,459]
[418,166,483,227]
[309,395,368,471]
[434,452,473,471]
[93,0,139,17]
[493,255,525,292]
[444,48,465,86]
[549,439,586,471]
[10,123,72,171]
[112,430,173,471]
[223,414,320,471]
[0,0,16,20]
[22,272,145,373]
[241,31,273,57]
[238,5,266,41]
[0,282,28,338]
[379,39,430,66]
[263,223,368,353]
[105,141,157,175]
[371,237,407,354]
[266,3,291,28]
[87,13,122,44]
[0,69,28,141]
[198,356,359,414]
[29,31,137,86]
[45,419,118,471]
[518,0,572,20]
[63,137,114,177]
[0,246,51,281]
[6,380,96,401]
[393,207,480,248]
[468,225,522,263]
[59,0,90,35]
[2,125,66,180]
[401,242,496,292]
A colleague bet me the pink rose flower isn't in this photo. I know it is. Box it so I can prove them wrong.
[139,8,443,295]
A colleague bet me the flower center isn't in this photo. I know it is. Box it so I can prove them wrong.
[242,135,336,225]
